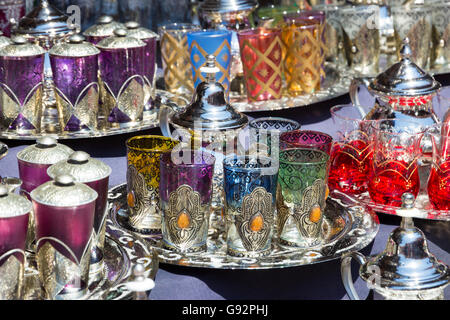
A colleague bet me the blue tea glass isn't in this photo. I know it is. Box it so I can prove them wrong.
[187,29,232,98]
[223,155,278,257]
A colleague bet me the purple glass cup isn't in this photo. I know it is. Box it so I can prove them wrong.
[280,130,333,155]
[31,175,97,300]
[0,185,30,300]
[97,28,146,127]
[159,149,215,253]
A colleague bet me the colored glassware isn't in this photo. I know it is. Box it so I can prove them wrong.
[280,130,333,155]
[237,27,283,102]
[277,148,329,248]
[0,185,30,300]
[368,120,425,207]
[281,20,321,96]
[187,29,232,99]
[223,155,278,257]
[257,5,300,28]
[126,135,179,233]
[159,23,201,96]
[339,5,380,75]
[430,1,450,69]
[159,149,215,253]
[428,124,450,210]
[328,105,374,195]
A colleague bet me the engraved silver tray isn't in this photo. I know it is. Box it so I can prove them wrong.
[0,90,188,141]
[0,142,7,160]
[107,183,379,270]
[331,189,450,222]
[23,219,159,300]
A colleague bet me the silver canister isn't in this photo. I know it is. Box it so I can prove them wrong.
[0,185,31,300]
[47,151,111,275]
[125,21,158,117]
[83,15,124,45]
[96,28,146,128]
[0,36,45,133]
[16,136,73,250]
[30,174,98,300]
[49,34,101,133]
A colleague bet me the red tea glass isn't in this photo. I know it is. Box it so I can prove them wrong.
[280,130,333,154]
[428,124,450,210]
[328,105,374,195]
[238,27,283,102]
[368,120,426,207]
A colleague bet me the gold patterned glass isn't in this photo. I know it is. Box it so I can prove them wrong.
[430,1,450,69]
[158,23,201,96]
[282,20,321,96]
[126,135,179,233]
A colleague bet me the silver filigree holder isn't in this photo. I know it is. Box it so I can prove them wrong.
[341,193,450,300]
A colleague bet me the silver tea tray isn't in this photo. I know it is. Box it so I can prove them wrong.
[0,90,188,141]
[23,220,158,300]
[107,183,379,270]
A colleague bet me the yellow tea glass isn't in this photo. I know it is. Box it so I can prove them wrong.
[281,20,321,96]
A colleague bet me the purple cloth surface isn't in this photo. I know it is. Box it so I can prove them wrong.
[0,78,449,300]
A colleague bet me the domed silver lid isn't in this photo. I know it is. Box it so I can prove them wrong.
[83,15,124,38]
[171,55,248,131]
[125,21,158,41]
[96,28,146,50]
[0,185,32,218]
[30,174,98,207]
[0,31,12,49]
[47,151,111,183]
[16,137,74,165]
[13,0,77,39]
[49,34,100,57]
[360,194,450,291]
[369,39,441,97]
[0,36,45,57]
[199,0,258,13]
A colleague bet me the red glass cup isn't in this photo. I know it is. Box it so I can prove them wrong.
[368,120,426,207]
[280,130,333,154]
[238,27,283,102]
[428,124,450,210]
[328,105,374,195]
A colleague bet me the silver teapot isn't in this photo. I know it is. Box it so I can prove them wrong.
[341,193,450,300]
[350,39,441,128]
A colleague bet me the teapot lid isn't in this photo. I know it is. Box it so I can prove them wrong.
[369,38,441,97]
[13,0,77,39]
[199,0,258,13]
[47,151,111,183]
[171,54,248,131]
[360,194,450,291]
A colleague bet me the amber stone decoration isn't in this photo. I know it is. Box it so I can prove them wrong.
[177,212,191,229]
[250,214,264,232]
[309,205,322,223]
[127,191,135,208]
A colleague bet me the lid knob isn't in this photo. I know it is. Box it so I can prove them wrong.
[400,38,413,60]
[125,21,140,30]
[68,151,90,164]
[200,54,220,82]
[401,192,415,209]
[55,174,75,186]
[114,28,128,37]
[69,34,85,44]
[98,15,114,25]
[12,36,27,45]
[0,185,8,197]
[36,136,57,148]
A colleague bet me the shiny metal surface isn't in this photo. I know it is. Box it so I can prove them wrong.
[0,90,186,140]
[16,137,73,165]
[0,142,7,160]
[47,151,112,183]
[83,15,124,38]
[23,220,158,300]
[96,28,146,50]
[108,183,379,270]
[0,184,31,218]
[0,36,45,57]
[49,34,100,57]
[125,21,158,40]
[0,32,12,48]
[199,0,258,13]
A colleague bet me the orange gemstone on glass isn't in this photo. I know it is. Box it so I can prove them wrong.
[309,205,322,223]
[177,212,191,229]
[325,186,329,199]
[127,191,135,208]
[250,214,264,232]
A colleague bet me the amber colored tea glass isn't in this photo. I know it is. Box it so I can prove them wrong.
[368,120,426,207]
[281,20,321,96]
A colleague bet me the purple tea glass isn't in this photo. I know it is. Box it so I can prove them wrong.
[97,29,146,127]
[0,185,30,300]
[0,36,45,132]
[159,149,215,253]
[280,130,333,155]
[49,35,100,132]
[31,175,97,300]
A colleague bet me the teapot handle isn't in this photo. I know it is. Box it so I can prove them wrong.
[341,251,368,300]
[349,77,374,119]
[159,104,173,139]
